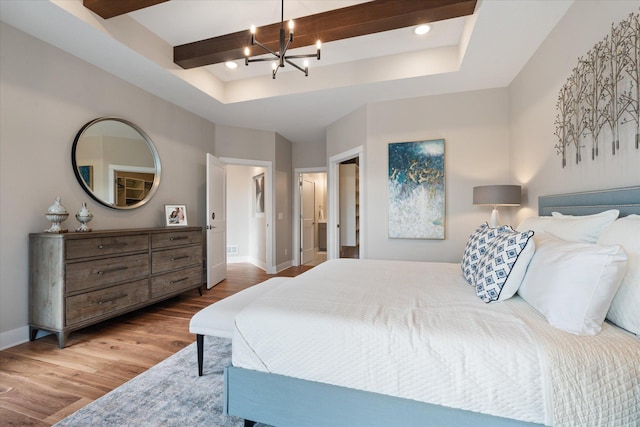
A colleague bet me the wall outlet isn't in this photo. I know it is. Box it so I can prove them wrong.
[284,249,288,256]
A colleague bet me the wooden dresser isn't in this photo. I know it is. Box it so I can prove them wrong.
[29,227,203,348]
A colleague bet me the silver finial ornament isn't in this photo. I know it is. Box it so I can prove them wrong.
[44,196,69,233]
[75,202,93,232]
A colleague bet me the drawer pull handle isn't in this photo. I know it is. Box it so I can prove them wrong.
[97,242,129,249]
[98,294,128,304]
[170,277,189,285]
[170,255,189,261]
[97,266,129,275]
[169,236,189,241]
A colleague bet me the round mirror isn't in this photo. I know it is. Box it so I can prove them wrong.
[72,117,161,209]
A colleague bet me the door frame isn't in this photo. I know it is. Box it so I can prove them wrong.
[328,146,364,260]
[293,167,326,266]
[220,157,275,274]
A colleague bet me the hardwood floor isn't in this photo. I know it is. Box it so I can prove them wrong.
[0,263,313,426]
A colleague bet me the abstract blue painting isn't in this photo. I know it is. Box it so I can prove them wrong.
[79,165,93,190]
[388,139,445,239]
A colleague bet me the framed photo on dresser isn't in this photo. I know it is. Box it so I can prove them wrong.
[165,204,188,226]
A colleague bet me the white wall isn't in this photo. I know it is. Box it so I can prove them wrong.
[292,141,327,169]
[325,0,640,263]
[0,22,216,348]
[327,89,511,263]
[0,23,295,348]
[214,125,294,270]
[226,165,252,260]
[327,106,368,158]
[510,0,640,223]
[4,0,637,349]
[367,89,511,262]
[226,164,268,266]
[214,124,275,162]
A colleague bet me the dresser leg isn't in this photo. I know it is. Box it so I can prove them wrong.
[57,332,68,349]
[198,286,203,296]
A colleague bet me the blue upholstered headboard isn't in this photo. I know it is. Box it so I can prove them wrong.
[538,186,640,217]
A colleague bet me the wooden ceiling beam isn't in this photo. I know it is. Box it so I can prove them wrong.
[83,0,169,19]
[174,0,477,70]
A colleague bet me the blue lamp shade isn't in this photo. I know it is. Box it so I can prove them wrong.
[473,185,521,227]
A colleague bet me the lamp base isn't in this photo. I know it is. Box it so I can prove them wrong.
[489,209,500,228]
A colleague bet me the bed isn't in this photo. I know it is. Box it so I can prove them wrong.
[224,186,640,427]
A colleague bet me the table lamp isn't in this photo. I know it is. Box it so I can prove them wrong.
[473,185,521,227]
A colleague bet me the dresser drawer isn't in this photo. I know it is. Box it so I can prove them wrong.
[66,234,148,260]
[151,230,202,249]
[65,279,149,326]
[151,265,202,299]
[66,253,149,293]
[152,245,201,274]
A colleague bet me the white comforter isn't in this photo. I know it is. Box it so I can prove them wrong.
[232,259,639,426]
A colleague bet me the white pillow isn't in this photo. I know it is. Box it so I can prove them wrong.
[461,223,511,285]
[598,215,640,335]
[518,234,628,335]
[546,209,619,243]
[475,229,535,303]
[516,216,552,233]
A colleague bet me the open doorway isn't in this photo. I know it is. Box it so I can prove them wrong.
[222,159,274,273]
[293,168,327,267]
[328,146,364,260]
[339,158,359,259]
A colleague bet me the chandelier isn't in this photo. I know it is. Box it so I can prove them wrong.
[244,0,321,79]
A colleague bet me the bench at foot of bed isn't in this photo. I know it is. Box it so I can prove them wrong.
[189,276,291,376]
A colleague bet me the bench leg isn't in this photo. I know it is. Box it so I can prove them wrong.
[197,334,204,376]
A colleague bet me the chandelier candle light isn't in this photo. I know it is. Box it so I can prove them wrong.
[244,0,321,79]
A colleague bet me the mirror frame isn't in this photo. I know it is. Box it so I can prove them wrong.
[72,117,162,210]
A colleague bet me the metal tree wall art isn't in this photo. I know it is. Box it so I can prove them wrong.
[554,10,640,167]
[620,12,640,149]
[554,82,572,167]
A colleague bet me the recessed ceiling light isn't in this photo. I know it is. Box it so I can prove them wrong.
[414,24,431,35]
[225,61,238,69]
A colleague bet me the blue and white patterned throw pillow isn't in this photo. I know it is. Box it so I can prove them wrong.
[475,229,535,303]
[461,223,512,285]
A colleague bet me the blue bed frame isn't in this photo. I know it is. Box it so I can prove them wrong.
[224,186,640,427]
[538,185,640,217]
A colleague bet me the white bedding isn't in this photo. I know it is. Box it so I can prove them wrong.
[232,259,639,426]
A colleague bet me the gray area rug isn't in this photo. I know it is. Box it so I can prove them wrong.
[55,336,270,427]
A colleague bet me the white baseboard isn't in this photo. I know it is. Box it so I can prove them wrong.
[227,256,252,264]
[275,259,292,273]
[0,325,29,350]
[227,256,268,270]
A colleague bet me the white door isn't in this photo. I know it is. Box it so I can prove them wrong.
[301,176,315,264]
[206,153,226,288]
